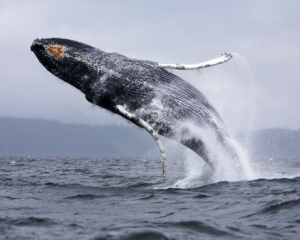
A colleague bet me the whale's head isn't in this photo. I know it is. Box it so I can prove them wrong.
[31,38,101,92]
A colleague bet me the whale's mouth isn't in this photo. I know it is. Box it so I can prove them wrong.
[30,39,41,53]
[30,38,45,52]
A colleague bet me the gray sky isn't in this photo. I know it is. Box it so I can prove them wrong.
[0,0,299,132]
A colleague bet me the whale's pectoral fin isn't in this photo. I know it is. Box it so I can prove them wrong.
[158,53,233,70]
[115,105,167,177]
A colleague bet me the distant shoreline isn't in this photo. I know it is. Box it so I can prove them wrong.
[0,117,299,158]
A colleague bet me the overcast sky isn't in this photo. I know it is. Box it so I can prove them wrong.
[0,0,299,132]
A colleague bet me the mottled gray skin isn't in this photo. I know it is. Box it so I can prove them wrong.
[31,38,234,167]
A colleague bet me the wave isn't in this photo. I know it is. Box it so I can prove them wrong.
[242,198,300,218]
[64,194,107,200]
[0,217,56,227]
[120,221,232,240]
[163,221,231,237]
[122,231,169,240]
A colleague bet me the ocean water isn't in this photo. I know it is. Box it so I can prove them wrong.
[0,156,300,240]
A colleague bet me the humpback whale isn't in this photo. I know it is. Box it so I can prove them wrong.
[31,38,236,176]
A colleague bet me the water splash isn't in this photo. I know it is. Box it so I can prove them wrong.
[170,130,256,188]
[169,53,257,188]
[151,53,296,188]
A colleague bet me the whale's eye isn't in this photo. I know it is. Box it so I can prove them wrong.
[47,45,65,60]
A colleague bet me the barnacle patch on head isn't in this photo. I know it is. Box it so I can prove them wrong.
[47,45,65,60]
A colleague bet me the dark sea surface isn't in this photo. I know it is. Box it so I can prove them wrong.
[1,156,300,240]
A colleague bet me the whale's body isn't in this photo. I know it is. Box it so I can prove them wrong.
[31,38,236,175]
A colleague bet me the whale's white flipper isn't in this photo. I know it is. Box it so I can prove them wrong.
[116,105,167,177]
[158,53,233,70]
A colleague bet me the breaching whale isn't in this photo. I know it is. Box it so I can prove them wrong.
[31,38,236,176]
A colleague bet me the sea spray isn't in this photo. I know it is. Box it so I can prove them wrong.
[168,53,256,187]
[165,54,298,186]
[171,127,255,188]
[171,150,212,188]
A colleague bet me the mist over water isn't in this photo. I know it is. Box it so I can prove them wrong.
[187,53,256,134]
